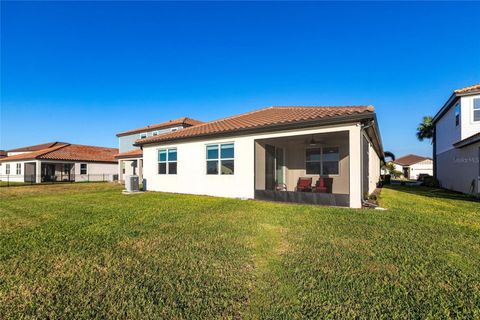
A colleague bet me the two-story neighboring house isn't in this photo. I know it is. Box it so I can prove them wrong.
[115,117,203,182]
[433,84,480,195]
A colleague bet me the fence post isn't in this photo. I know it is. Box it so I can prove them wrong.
[103,174,105,182]
[88,174,90,182]
[7,175,9,187]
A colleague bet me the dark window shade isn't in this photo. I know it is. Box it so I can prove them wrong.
[158,163,167,174]
[207,161,218,174]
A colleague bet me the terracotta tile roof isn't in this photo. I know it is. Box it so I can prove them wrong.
[0,143,118,163]
[0,145,67,161]
[116,117,203,137]
[0,150,7,158]
[7,141,68,153]
[454,83,480,95]
[393,154,432,166]
[135,106,375,145]
[115,148,143,159]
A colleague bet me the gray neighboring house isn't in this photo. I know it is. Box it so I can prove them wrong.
[433,83,480,195]
[115,117,203,182]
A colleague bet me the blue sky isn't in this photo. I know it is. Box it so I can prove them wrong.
[1,1,479,157]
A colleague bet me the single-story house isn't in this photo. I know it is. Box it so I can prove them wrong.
[392,154,433,180]
[135,106,384,208]
[433,83,480,195]
[0,142,118,183]
[115,117,203,182]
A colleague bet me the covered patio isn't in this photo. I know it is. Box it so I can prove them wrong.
[254,131,352,206]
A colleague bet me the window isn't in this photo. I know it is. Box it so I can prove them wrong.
[206,143,234,175]
[140,133,147,139]
[158,148,177,174]
[6,164,10,175]
[474,98,480,122]
[152,131,159,136]
[305,148,321,175]
[305,147,340,175]
[16,163,21,175]
[171,128,178,132]
[322,147,340,175]
[455,104,460,126]
[80,163,87,175]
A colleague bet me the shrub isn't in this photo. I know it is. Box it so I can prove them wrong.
[382,175,391,185]
[423,176,440,187]
[417,174,431,182]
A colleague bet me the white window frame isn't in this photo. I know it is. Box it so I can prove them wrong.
[80,163,88,175]
[206,142,235,175]
[157,147,177,175]
[6,163,10,175]
[152,131,159,136]
[305,146,340,177]
[140,132,148,139]
[16,163,21,175]
[473,98,480,123]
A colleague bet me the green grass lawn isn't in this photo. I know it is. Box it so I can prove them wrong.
[0,183,479,318]
[0,181,31,187]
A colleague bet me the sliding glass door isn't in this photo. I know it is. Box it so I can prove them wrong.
[265,144,285,190]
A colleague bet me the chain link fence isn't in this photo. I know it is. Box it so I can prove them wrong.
[0,174,119,187]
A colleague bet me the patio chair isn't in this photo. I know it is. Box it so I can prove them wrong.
[314,177,333,193]
[296,177,312,192]
[314,177,328,193]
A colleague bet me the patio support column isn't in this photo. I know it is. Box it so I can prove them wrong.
[349,124,362,208]
[118,159,124,182]
[35,160,42,183]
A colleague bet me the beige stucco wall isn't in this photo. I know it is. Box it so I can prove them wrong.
[284,136,349,194]
[253,132,349,194]
[254,142,266,190]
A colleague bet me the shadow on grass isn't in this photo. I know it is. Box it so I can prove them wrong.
[383,184,480,203]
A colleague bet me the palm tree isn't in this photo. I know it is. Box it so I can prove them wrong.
[416,116,434,142]
[384,151,395,161]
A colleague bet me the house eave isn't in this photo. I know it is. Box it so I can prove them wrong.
[135,112,384,159]
[453,133,480,149]
[432,93,459,124]
[433,89,480,124]
[135,113,376,146]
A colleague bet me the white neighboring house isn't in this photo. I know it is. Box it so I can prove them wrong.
[115,117,203,182]
[0,142,118,183]
[391,154,433,180]
[433,84,480,195]
[135,106,384,208]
